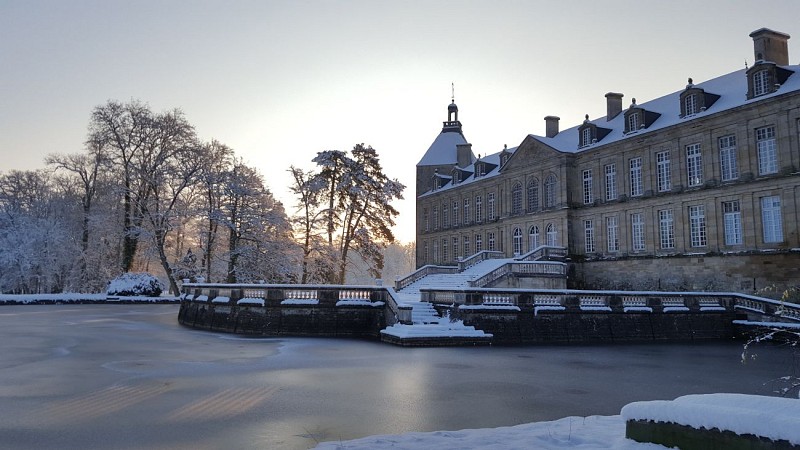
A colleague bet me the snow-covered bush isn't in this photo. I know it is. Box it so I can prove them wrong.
[106,272,164,297]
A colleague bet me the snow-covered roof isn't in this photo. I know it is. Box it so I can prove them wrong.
[420,146,518,196]
[533,64,800,153]
[417,130,469,166]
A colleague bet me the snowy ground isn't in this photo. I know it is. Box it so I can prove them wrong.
[315,414,666,449]
[316,393,800,449]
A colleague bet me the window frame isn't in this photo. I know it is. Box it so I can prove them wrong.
[631,213,645,252]
[718,135,738,182]
[722,200,743,246]
[582,169,593,205]
[761,195,783,243]
[656,150,672,192]
[689,205,707,248]
[606,216,619,253]
[756,126,777,176]
[629,157,643,197]
[686,143,703,187]
[659,209,675,249]
[584,220,595,253]
[605,163,617,201]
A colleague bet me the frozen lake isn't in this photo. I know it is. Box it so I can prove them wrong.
[0,304,792,449]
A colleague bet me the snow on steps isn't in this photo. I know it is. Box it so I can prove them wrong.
[398,258,513,295]
[381,301,492,346]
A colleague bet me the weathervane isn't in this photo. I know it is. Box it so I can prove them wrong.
[451,82,455,102]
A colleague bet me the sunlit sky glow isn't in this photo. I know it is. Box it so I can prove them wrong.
[2,1,799,243]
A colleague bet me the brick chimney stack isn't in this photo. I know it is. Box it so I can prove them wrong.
[750,28,790,65]
[605,92,624,121]
[544,116,560,138]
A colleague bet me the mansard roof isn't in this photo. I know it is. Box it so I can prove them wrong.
[532,64,800,153]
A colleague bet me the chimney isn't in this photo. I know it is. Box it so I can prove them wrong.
[605,92,624,121]
[544,116,560,138]
[456,143,473,168]
[750,28,790,65]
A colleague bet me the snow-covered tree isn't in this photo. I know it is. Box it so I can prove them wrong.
[219,162,297,283]
[299,144,405,284]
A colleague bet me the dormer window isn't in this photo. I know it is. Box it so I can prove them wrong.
[679,80,719,118]
[627,112,640,132]
[577,115,611,149]
[474,162,485,177]
[753,69,771,97]
[747,62,794,99]
[624,99,661,134]
[684,94,697,116]
[581,127,592,147]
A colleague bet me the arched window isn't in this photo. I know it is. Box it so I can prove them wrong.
[529,225,540,251]
[513,228,523,256]
[527,179,539,212]
[546,223,558,246]
[544,174,557,208]
[511,183,523,215]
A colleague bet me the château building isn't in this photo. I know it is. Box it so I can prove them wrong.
[415,28,800,292]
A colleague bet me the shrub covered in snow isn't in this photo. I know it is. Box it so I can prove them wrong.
[106,273,164,297]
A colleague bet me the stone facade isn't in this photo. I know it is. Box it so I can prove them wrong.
[416,29,800,294]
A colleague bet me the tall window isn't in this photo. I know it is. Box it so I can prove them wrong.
[475,234,483,253]
[432,207,439,230]
[723,201,742,246]
[689,205,707,247]
[631,213,645,251]
[657,150,671,192]
[423,208,429,232]
[452,201,459,226]
[511,183,523,215]
[719,135,738,182]
[686,143,703,187]
[442,239,448,261]
[628,113,640,132]
[544,174,557,208]
[753,70,770,97]
[546,223,557,246]
[605,163,617,201]
[423,242,428,264]
[487,192,496,221]
[606,216,619,252]
[453,237,459,260]
[513,228,523,255]
[584,220,595,253]
[529,225,540,251]
[488,232,496,251]
[761,195,783,243]
[582,169,593,204]
[756,126,777,175]
[475,195,483,223]
[629,157,643,197]
[442,203,449,228]
[463,235,470,257]
[463,198,470,224]
[433,240,438,263]
[659,209,675,249]
[527,179,539,212]
[684,93,697,115]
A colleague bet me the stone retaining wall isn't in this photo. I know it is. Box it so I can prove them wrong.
[453,308,738,345]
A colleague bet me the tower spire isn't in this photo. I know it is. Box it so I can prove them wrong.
[451,82,455,103]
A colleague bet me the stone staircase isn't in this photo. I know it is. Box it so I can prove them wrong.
[398,258,512,295]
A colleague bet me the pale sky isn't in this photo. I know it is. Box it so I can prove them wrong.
[2,1,799,243]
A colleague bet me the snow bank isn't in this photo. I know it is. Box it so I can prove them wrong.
[106,272,163,297]
[621,393,800,445]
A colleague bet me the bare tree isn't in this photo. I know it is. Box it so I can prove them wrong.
[46,142,107,287]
